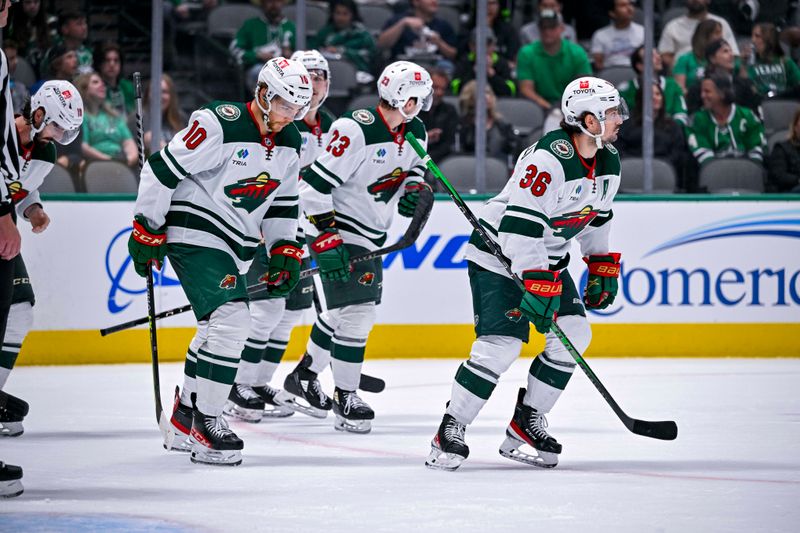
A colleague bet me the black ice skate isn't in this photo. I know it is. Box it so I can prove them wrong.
[166,390,193,453]
[332,387,374,434]
[283,354,332,419]
[224,383,266,423]
[425,414,469,471]
[189,409,244,466]
[0,462,23,498]
[499,388,562,468]
[252,384,295,418]
[0,390,29,437]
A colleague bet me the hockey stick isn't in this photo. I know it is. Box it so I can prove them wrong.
[133,72,171,443]
[99,187,434,336]
[405,133,677,441]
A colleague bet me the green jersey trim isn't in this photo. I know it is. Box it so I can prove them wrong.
[335,211,385,240]
[265,203,299,219]
[163,145,189,177]
[165,210,259,262]
[498,214,545,238]
[505,204,550,226]
[171,200,259,244]
[148,151,181,189]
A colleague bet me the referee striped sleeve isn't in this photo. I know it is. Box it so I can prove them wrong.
[0,50,20,216]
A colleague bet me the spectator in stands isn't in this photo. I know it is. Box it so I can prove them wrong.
[688,73,766,167]
[686,39,761,113]
[516,10,591,116]
[519,0,576,45]
[618,46,689,129]
[766,108,800,192]
[75,72,138,169]
[8,0,53,77]
[743,22,800,99]
[616,82,693,191]
[657,0,739,70]
[43,10,92,76]
[451,28,515,97]
[418,67,457,164]
[457,80,519,162]
[590,0,644,70]
[95,42,134,117]
[460,0,519,65]
[2,41,30,114]
[673,19,722,93]
[139,73,187,153]
[31,44,78,94]
[310,0,376,74]
[231,0,296,89]
[377,0,457,62]
[170,0,218,21]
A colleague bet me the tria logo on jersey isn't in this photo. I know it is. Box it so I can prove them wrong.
[367,167,408,203]
[224,172,280,213]
[551,206,598,239]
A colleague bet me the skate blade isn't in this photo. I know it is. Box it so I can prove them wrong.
[223,401,264,423]
[164,431,192,453]
[425,444,465,471]
[0,480,24,498]
[262,390,297,418]
[284,395,329,419]
[0,421,24,437]
[499,436,558,468]
[189,444,242,466]
[334,415,371,434]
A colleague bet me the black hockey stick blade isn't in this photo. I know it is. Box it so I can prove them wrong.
[359,372,385,393]
[629,419,678,441]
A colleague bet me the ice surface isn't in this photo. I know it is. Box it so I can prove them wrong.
[1,358,799,532]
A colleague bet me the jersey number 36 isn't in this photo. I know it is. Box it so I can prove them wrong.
[519,164,550,197]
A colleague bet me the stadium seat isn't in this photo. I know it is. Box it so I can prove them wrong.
[83,161,139,193]
[283,3,328,35]
[767,129,789,154]
[359,5,394,36]
[14,57,36,89]
[495,97,544,136]
[38,165,77,194]
[438,155,510,193]
[597,66,636,88]
[328,59,358,98]
[620,157,677,193]
[699,158,765,193]
[206,4,261,39]
[761,99,800,135]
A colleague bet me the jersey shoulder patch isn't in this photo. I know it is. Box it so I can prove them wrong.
[534,129,584,182]
[31,141,57,164]
[350,108,376,125]
[201,100,257,145]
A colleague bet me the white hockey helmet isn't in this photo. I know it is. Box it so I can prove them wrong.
[290,49,330,109]
[377,61,433,122]
[256,56,313,121]
[30,80,84,145]
[561,76,628,147]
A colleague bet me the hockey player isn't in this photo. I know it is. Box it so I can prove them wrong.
[426,77,627,470]
[226,49,335,422]
[283,60,433,432]
[128,57,312,465]
[0,80,83,439]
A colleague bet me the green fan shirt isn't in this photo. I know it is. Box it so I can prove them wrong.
[516,39,592,106]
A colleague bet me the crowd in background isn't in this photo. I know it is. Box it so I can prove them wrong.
[4,0,800,193]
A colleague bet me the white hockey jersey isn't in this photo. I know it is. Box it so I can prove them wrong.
[10,139,56,219]
[299,106,428,250]
[465,128,621,277]
[135,101,301,273]
[297,107,335,170]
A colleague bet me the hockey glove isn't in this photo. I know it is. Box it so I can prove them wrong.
[583,253,622,310]
[311,229,350,282]
[519,270,562,334]
[398,181,432,217]
[266,240,303,297]
[128,215,167,277]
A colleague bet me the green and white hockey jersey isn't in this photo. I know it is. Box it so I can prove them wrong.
[688,104,766,165]
[465,129,620,278]
[135,100,301,273]
[300,106,428,251]
[11,139,56,219]
[297,107,336,169]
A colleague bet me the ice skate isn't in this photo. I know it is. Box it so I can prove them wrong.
[283,354,332,419]
[189,410,244,466]
[0,391,29,437]
[499,388,561,468]
[224,383,266,423]
[425,414,469,471]
[0,462,23,498]
[332,387,374,434]
[252,384,295,418]
[166,392,193,453]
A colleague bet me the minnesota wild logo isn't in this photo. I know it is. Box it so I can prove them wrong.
[551,205,598,240]
[358,272,375,286]
[220,274,237,289]
[367,167,408,203]
[224,172,279,213]
[7,181,28,202]
[505,308,523,322]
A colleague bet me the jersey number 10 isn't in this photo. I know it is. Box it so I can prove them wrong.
[519,164,551,197]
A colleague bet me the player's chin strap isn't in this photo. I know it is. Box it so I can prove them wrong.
[255,87,273,131]
[577,120,606,149]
